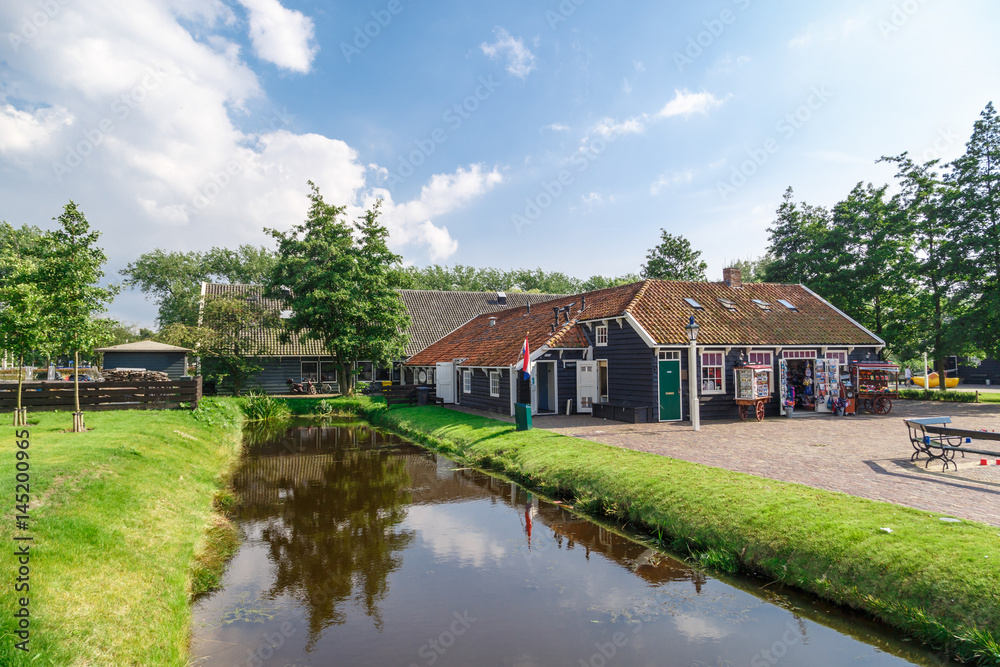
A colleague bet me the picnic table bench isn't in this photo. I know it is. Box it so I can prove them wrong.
[904,417,1000,471]
[381,385,445,408]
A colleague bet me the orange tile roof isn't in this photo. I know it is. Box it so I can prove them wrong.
[406,280,882,367]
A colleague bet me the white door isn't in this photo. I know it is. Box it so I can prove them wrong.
[577,361,597,414]
[435,362,455,404]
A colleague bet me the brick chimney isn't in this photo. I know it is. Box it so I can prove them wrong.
[723,267,742,289]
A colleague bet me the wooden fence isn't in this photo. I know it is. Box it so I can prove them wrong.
[0,377,202,412]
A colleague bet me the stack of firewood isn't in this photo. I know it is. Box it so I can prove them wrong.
[102,369,171,382]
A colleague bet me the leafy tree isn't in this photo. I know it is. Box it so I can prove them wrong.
[949,102,1000,358]
[880,154,970,387]
[762,188,836,288]
[829,182,912,352]
[38,202,119,430]
[579,273,642,291]
[160,296,276,396]
[641,230,707,281]
[267,185,410,396]
[722,254,774,283]
[121,244,276,328]
[0,224,52,424]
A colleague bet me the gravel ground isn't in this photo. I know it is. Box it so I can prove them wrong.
[446,400,1000,526]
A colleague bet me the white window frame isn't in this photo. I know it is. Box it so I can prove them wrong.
[462,370,471,394]
[825,350,848,366]
[489,371,500,397]
[701,351,726,395]
[784,350,817,360]
[595,324,608,346]
[746,350,773,392]
[301,361,319,382]
[658,350,681,361]
[597,360,609,402]
[319,361,337,382]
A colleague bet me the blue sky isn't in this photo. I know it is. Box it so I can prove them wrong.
[1,0,998,327]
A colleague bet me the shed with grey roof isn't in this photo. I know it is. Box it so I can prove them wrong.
[96,341,192,379]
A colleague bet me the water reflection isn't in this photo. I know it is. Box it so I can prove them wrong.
[233,422,414,646]
[190,420,954,667]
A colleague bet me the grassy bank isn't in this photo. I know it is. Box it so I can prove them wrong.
[297,397,1000,664]
[0,398,244,666]
[898,388,1000,403]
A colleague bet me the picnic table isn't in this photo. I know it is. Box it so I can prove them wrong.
[904,417,1000,471]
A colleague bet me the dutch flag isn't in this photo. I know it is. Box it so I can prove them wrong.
[521,334,530,380]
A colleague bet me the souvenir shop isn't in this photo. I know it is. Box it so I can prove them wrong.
[778,351,844,415]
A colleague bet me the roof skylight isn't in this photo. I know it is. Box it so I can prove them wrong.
[751,299,772,311]
[683,298,704,310]
[717,298,737,311]
[778,299,798,311]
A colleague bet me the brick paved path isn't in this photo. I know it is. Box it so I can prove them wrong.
[447,401,1000,526]
[521,401,1000,526]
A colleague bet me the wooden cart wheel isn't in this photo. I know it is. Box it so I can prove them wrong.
[739,404,749,421]
[874,396,892,415]
[862,398,875,413]
[755,400,766,421]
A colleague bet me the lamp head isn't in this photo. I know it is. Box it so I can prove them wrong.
[684,315,699,342]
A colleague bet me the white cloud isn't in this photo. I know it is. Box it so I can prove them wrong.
[658,90,726,118]
[589,116,645,139]
[236,0,317,73]
[480,27,537,79]
[379,164,503,261]
[650,169,695,195]
[0,0,492,301]
[0,104,74,154]
[542,122,570,132]
[622,78,632,94]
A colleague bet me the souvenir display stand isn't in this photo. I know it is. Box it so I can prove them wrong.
[812,359,841,413]
[734,365,773,421]
[851,362,900,414]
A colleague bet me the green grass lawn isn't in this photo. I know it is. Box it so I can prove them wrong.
[356,402,1000,664]
[0,400,243,666]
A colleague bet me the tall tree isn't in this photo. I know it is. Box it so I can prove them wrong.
[0,224,52,425]
[949,102,1000,358]
[267,185,410,396]
[762,188,836,289]
[722,254,774,283]
[829,182,912,352]
[880,154,969,388]
[121,244,276,328]
[641,230,707,281]
[160,296,277,396]
[39,202,119,430]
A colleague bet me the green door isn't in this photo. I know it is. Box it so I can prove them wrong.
[658,359,682,421]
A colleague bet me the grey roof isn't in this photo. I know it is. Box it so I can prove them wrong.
[397,289,565,356]
[95,341,192,353]
[201,283,566,357]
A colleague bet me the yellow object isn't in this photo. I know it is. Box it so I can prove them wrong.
[912,372,959,388]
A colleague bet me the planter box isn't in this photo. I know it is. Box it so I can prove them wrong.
[593,402,652,424]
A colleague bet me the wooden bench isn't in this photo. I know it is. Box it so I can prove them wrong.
[380,385,445,408]
[383,386,417,407]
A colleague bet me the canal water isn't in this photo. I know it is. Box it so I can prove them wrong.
[190,420,954,666]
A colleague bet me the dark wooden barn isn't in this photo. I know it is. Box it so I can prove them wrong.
[96,341,192,379]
